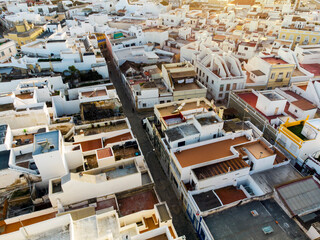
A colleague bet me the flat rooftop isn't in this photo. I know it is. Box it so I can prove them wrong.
[174,136,249,168]
[192,190,222,212]
[204,199,308,240]
[223,120,250,132]
[33,131,59,155]
[196,115,221,126]
[165,124,199,142]
[81,89,107,98]
[96,147,113,159]
[173,82,202,91]
[263,57,289,65]
[117,189,158,216]
[157,100,210,117]
[215,186,247,205]
[76,121,128,136]
[251,164,302,193]
[1,212,57,235]
[262,92,284,101]
[243,140,274,159]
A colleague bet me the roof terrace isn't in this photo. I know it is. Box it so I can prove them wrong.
[174,136,250,168]
[83,161,138,180]
[81,89,107,98]
[157,99,211,117]
[165,124,199,142]
[112,140,140,161]
[196,114,221,126]
[242,140,274,159]
[80,99,124,122]
[33,131,59,155]
[117,188,158,216]
[75,120,128,136]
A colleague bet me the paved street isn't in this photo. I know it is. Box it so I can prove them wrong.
[102,51,198,240]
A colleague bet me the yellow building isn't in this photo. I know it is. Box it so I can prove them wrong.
[276,117,320,161]
[279,28,320,48]
[4,20,44,47]
[263,57,295,89]
[94,33,107,49]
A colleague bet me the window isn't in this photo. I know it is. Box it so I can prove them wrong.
[1,52,4,57]
[142,103,147,107]
[136,92,141,96]
[296,36,301,42]
[281,34,286,39]
[277,72,283,80]
[220,85,224,91]
[206,76,208,82]
[312,37,317,43]
[244,47,248,50]
[167,100,171,103]
[271,73,275,79]
[178,141,185,147]
[232,83,237,90]
[219,93,223,98]
[171,19,174,23]
[9,48,12,53]
[226,84,230,91]
[286,72,291,78]
[160,100,165,104]
[295,109,298,113]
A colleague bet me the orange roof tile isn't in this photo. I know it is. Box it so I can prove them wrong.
[74,139,102,152]
[175,136,250,168]
[97,147,113,159]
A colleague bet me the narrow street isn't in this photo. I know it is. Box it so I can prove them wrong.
[102,50,199,240]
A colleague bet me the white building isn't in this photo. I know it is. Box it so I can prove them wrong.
[0,39,17,63]
[192,43,246,100]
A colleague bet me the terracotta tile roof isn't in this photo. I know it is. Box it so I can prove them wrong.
[97,147,113,159]
[74,139,102,152]
[103,132,133,146]
[291,99,316,111]
[215,186,247,205]
[175,136,250,168]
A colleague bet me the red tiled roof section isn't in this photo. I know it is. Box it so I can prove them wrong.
[237,92,284,122]
[74,139,102,152]
[263,57,288,65]
[301,64,320,76]
[118,190,158,216]
[284,90,316,110]
[175,136,250,168]
[103,132,133,146]
[215,186,247,205]
[97,147,113,159]
[292,99,316,111]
